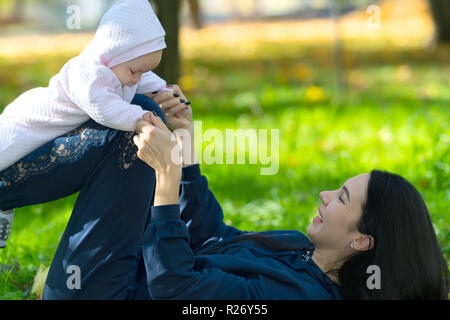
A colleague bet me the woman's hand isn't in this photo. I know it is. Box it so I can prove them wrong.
[144,85,193,131]
[145,85,198,167]
[134,113,182,206]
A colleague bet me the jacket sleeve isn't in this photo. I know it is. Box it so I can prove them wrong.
[179,164,246,253]
[67,63,147,132]
[142,204,262,300]
[136,71,167,94]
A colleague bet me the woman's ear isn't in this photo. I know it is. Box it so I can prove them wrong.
[352,234,375,251]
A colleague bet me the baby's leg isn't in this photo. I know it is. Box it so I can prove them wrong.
[0,94,164,210]
[0,94,164,249]
[0,119,112,249]
[0,120,111,210]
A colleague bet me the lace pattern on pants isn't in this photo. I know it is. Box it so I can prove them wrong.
[117,131,139,171]
[0,123,138,191]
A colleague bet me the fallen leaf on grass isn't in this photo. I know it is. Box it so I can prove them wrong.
[31,264,49,300]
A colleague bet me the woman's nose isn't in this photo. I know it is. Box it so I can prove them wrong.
[320,191,334,205]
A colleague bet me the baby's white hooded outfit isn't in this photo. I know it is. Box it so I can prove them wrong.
[0,0,167,172]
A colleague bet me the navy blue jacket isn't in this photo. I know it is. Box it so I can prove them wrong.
[141,164,342,300]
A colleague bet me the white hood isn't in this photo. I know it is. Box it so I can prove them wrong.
[81,0,166,66]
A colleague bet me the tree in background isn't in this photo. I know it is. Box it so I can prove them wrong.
[151,0,202,84]
[187,0,202,29]
[0,0,25,25]
[152,0,181,84]
[429,0,450,43]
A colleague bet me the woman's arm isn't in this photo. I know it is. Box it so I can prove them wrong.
[179,164,245,252]
[141,204,262,300]
[133,114,181,207]
[142,87,245,251]
[133,115,258,299]
[136,113,244,253]
[133,110,269,299]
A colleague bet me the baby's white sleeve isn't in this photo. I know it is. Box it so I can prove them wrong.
[68,64,146,132]
[136,71,167,94]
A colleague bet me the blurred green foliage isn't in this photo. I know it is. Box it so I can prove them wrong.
[0,36,449,299]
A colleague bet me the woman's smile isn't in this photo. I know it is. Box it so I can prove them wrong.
[313,207,324,224]
[313,215,323,224]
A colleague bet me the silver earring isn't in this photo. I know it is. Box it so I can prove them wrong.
[350,243,355,249]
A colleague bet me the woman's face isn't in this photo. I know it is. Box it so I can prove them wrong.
[307,173,371,253]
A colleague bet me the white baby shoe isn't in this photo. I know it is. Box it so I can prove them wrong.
[0,209,14,249]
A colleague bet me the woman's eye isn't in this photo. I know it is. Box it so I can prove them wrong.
[339,194,345,204]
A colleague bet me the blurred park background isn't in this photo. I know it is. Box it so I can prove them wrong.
[0,0,449,299]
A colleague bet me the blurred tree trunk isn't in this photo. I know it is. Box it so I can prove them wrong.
[429,0,450,43]
[12,0,24,22]
[187,0,202,29]
[0,0,24,24]
[152,0,181,84]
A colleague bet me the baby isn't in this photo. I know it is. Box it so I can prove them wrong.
[0,0,172,248]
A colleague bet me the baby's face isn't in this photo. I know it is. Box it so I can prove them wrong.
[110,50,163,87]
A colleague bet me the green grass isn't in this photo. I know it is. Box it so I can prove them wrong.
[0,42,449,299]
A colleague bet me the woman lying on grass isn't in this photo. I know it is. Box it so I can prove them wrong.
[0,86,447,299]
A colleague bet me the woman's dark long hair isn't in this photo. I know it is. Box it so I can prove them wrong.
[207,170,448,299]
[337,170,448,299]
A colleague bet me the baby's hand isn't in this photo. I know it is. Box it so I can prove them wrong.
[142,111,155,124]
